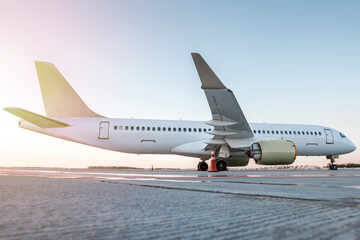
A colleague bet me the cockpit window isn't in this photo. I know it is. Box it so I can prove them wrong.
[339,132,346,138]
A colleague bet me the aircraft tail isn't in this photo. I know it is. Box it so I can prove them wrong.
[35,61,103,118]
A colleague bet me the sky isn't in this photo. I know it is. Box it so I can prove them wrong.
[0,0,359,168]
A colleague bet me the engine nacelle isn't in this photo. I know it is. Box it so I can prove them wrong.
[223,157,249,167]
[249,140,297,165]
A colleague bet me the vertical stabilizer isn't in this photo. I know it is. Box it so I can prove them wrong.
[35,61,103,118]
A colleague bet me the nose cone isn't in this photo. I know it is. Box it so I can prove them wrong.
[347,139,356,153]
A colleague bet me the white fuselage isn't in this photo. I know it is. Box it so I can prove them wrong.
[20,118,356,159]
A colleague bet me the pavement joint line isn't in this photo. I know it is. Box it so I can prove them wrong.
[97,179,360,208]
[205,180,350,189]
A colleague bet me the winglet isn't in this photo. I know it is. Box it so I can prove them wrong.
[3,107,69,128]
[191,53,226,89]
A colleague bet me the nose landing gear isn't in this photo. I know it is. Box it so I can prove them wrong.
[327,155,339,170]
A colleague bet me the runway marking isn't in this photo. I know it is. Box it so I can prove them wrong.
[95,176,201,183]
[65,171,190,178]
[51,176,82,179]
[159,179,202,183]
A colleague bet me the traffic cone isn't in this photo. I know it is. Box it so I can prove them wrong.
[208,149,218,172]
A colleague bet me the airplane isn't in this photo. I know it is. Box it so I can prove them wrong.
[4,53,356,171]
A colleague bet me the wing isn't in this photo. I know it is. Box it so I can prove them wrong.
[191,53,253,150]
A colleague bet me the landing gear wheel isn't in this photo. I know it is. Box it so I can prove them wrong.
[216,160,227,171]
[198,162,208,171]
[327,155,338,170]
[328,164,338,170]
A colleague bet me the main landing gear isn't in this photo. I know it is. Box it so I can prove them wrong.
[327,155,338,170]
[197,159,227,171]
[197,161,208,171]
[216,159,227,171]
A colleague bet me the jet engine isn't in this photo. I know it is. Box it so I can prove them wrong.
[247,140,297,165]
[218,145,249,167]
[223,156,249,167]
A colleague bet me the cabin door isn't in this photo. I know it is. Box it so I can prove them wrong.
[324,129,333,144]
[99,121,110,139]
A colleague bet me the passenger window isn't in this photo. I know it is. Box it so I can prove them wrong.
[147,127,150,131]
[194,128,197,132]
[152,127,156,131]
[289,131,292,135]
[184,128,187,132]
[168,127,171,132]
[285,131,288,135]
[253,130,256,134]
[262,130,265,134]
[208,129,211,131]
[314,132,317,136]
[178,128,182,132]
[319,132,322,136]
[188,128,192,132]
[142,126,145,131]
[114,126,117,130]
[302,131,305,135]
[136,126,140,131]
[157,127,161,131]
[163,127,166,131]
[125,126,129,130]
[271,130,274,134]
[258,130,261,134]
[310,132,313,135]
[199,128,202,132]
[267,130,270,134]
[119,126,123,130]
[297,131,300,135]
[306,131,309,135]
[280,131,283,134]
[130,126,134,131]
[276,130,279,134]
[173,127,176,132]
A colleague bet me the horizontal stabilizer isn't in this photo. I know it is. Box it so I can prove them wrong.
[3,107,69,128]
